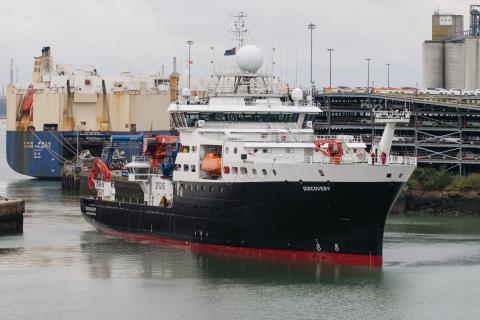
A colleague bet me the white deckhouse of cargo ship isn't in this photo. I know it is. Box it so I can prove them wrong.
[82,16,417,267]
[6,47,174,178]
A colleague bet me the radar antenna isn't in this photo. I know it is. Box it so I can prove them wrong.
[230,11,248,48]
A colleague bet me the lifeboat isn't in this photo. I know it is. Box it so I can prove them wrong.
[22,85,34,113]
[201,152,222,176]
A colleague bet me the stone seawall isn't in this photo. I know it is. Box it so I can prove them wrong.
[391,191,480,216]
[0,198,25,234]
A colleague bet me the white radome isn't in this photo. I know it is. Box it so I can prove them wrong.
[291,88,303,101]
[237,45,264,72]
[181,87,191,97]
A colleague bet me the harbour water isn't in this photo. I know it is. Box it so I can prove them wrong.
[1,119,480,319]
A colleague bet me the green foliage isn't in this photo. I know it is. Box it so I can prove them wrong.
[407,168,480,191]
[407,168,453,191]
[449,173,480,191]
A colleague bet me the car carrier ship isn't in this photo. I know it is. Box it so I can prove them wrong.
[5,47,176,178]
[80,21,417,266]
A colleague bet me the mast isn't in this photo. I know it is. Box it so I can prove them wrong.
[230,12,248,48]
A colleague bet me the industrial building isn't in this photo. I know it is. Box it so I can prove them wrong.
[315,93,480,175]
[423,5,480,90]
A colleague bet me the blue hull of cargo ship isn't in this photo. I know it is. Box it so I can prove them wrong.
[6,130,171,178]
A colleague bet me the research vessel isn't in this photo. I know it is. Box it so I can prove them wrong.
[5,47,175,178]
[80,29,416,266]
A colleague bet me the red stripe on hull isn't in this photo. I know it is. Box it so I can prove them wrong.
[93,223,383,268]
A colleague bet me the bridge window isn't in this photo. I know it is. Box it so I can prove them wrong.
[183,112,301,125]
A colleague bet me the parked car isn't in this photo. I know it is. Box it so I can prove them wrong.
[331,86,351,94]
[439,137,461,143]
[447,88,463,96]
[419,88,447,95]
[458,151,480,160]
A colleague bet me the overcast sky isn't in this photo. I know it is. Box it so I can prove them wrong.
[0,0,475,89]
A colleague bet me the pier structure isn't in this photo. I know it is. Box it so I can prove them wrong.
[0,197,24,234]
[315,93,480,175]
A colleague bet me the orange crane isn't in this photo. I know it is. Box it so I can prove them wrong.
[87,159,112,189]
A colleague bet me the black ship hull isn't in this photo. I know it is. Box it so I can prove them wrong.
[80,181,404,267]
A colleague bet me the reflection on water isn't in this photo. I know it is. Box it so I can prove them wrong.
[80,230,382,284]
[2,119,480,319]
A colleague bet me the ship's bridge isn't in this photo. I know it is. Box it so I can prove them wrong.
[167,102,321,130]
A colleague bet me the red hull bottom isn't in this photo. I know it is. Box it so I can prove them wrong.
[93,223,383,268]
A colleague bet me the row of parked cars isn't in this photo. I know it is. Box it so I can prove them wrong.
[418,88,480,96]
[328,87,416,94]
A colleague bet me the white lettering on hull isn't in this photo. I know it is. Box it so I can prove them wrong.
[85,206,97,216]
[302,186,330,192]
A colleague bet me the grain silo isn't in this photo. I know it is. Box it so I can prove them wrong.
[422,5,480,90]
[422,41,444,88]
[464,37,480,89]
[445,41,465,89]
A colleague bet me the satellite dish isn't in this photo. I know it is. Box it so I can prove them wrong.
[237,45,264,72]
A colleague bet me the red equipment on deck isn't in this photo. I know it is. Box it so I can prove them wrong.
[314,139,343,164]
[143,135,178,170]
[87,159,112,189]
[22,85,34,113]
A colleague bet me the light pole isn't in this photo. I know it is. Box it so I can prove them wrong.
[210,46,215,75]
[307,23,317,87]
[366,58,372,93]
[327,48,334,88]
[386,63,391,88]
[187,40,193,89]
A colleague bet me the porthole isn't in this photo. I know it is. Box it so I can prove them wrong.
[225,147,229,154]
[262,169,267,175]
[232,167,238,174]
[189,185,193,191]
[399,173,403,178]
[240,167,247,175]
[318,170,324,176]
[252,168,257,175]
[387,173,392,178]
[219,187,224,193]
[234,147,238,154]
[272,169,277,176]
[201,185,205,192]
[210,186,214,192]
